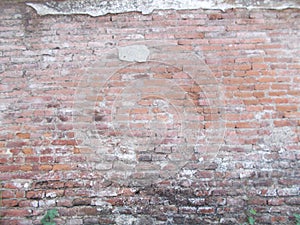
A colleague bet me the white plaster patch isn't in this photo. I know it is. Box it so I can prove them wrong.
[26,0,300,17]
[259,126,297,151]
[115,215,137,225]
[118,45,150,62]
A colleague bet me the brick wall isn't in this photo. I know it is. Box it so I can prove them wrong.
[0,1,299,225]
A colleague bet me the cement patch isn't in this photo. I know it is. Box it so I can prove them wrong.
[118,45,150,62]
[27,0,300,17]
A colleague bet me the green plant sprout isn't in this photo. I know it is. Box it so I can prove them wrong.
[41,209,59,225]
[240,209,257,225]
[294,214,300,225]
[247,209,257,225]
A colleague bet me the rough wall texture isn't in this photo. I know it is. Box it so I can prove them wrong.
[26,0,300,16]
[0,1,300,225]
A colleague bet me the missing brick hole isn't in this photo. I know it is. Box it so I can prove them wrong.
[94,115,105,121]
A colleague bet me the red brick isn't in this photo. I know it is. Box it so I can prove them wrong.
[2,209,31,217]
[6,141,27,148]
[22,148,33,155]
[278,187,299,196]
[73,198,91,206]
[270,216,288,224]
[234,64,252,71]
[197,207,215,214]
[271,84,291,90]
[78,207,98,216]
[57,199,73,207]
[195,171,214,179]
[258,77,275,83]
[51,140,77,146]
[175,32,204,39]
[208,13,223,20]
[46,190,64,198]
[16,133,30,139]
[253,91,265,98]
[39,165,53,171]
[268,198,284,206]
[243,99,259,105]
[25,156,39,163]
[19,200,38,208]
[2,199,19,207]
[0,165,20,172]
[26,191,45,199]
[130,108,149,114]
[285,197,300,205]
[16,191,25,199]
[201,45,223,51]
[234,91,253,98]
[106,198,125,206]
[179,206,197,214]
[59,207,78,217]
[53,164,72,171]
[276,105,297,112]
[2,190,15,199]
[248,197,267,205]
[235,122,260,128]
[274,97,289,104]
[40,156,55,163]
[20,165,32,171]
[245,70,259,76]
[255,84,270,90]
[284,112,300,118]
[252,63,268,70]
[269,91,286,96]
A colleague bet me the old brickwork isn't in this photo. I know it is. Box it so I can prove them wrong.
[0,1,299,225]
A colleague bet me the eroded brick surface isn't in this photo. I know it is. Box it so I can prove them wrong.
[0,1,299,224]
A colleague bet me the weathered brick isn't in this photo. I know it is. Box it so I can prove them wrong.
[188,198,205,206]
[20,165,33,171]
[175,32,205,39]
[197,206,215,214]
[0,165,20,172]
[52,164,72,171]
[51,140,77,146]
[276,105,298,112]
[2,209,31,217]
[2,199,19,207]
[78,207,98,216]
[19,200,38,208]
[25,156,39,163]
[16,133,30,139]
[26,191,45,199]
[2,190,15,199]
[39,165,53,171]
[285,197,300,205]
[278,187,299,197]
[46,189,64,198]
[57,198,73,207]
[208,13,223,20]
[59,207,78,217]
[179,206,197,214]
[6,141,27,148]
[22,148,33,155]
[73,198,91,206]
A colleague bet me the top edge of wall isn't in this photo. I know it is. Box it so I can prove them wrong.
[24,0,300,17]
